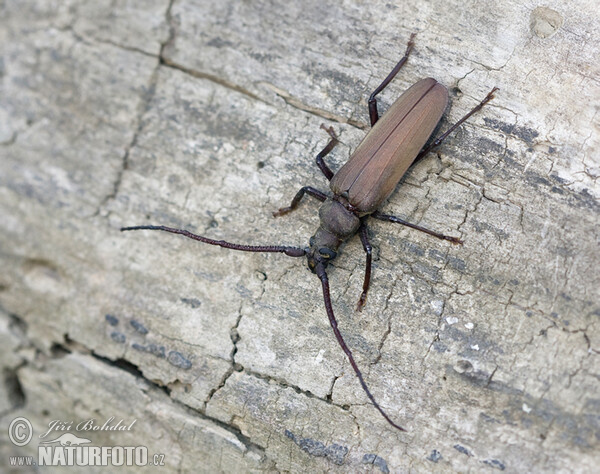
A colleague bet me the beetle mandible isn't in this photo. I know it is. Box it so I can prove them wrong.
[122,34,497,431]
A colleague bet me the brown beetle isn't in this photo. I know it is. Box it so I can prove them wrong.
[122,34,497,431]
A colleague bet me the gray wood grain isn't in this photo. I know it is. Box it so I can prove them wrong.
[1,1,598,472]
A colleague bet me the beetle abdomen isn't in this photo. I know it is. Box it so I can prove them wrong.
[330,78,448,213]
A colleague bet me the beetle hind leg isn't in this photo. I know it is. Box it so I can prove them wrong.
[414,87,499,162]
[372,211,463,244]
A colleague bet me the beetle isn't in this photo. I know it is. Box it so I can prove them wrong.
[121,34,497,432]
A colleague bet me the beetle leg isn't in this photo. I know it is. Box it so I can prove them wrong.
[415,87,499,161]
[273,186,328,217]
[368,33,416,126]
[372,211,463,244]
[316,124,339,180]
[356,221,373,311]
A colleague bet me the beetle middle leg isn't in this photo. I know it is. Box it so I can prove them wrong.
[371,211,463,244]
[273,186,328,217]
[273,124,338,217]
[368,33,416,126]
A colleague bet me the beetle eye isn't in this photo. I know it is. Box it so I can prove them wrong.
[318,248,337,259]
[309,236,315,247]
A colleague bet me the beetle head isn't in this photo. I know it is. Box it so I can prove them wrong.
[306,231,339,273]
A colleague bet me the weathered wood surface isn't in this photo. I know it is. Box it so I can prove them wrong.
[1,1,598,472]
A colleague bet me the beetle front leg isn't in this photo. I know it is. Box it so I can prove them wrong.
[273,186,328,217]
[315,124,339,180]
[372,211,463,244]
[368,33,416,126]
[356,221,373,311]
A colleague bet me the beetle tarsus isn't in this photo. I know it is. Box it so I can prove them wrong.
[356,292,367,312]
[444,235,464,245]
[320,123,338,141]
[273,208,289,217]
[484,87,500,103]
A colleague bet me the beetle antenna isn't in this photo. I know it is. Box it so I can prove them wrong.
[120,225,306,257]
[315,264,406,432]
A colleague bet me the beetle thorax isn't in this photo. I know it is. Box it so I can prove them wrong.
[306,199,360,273]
